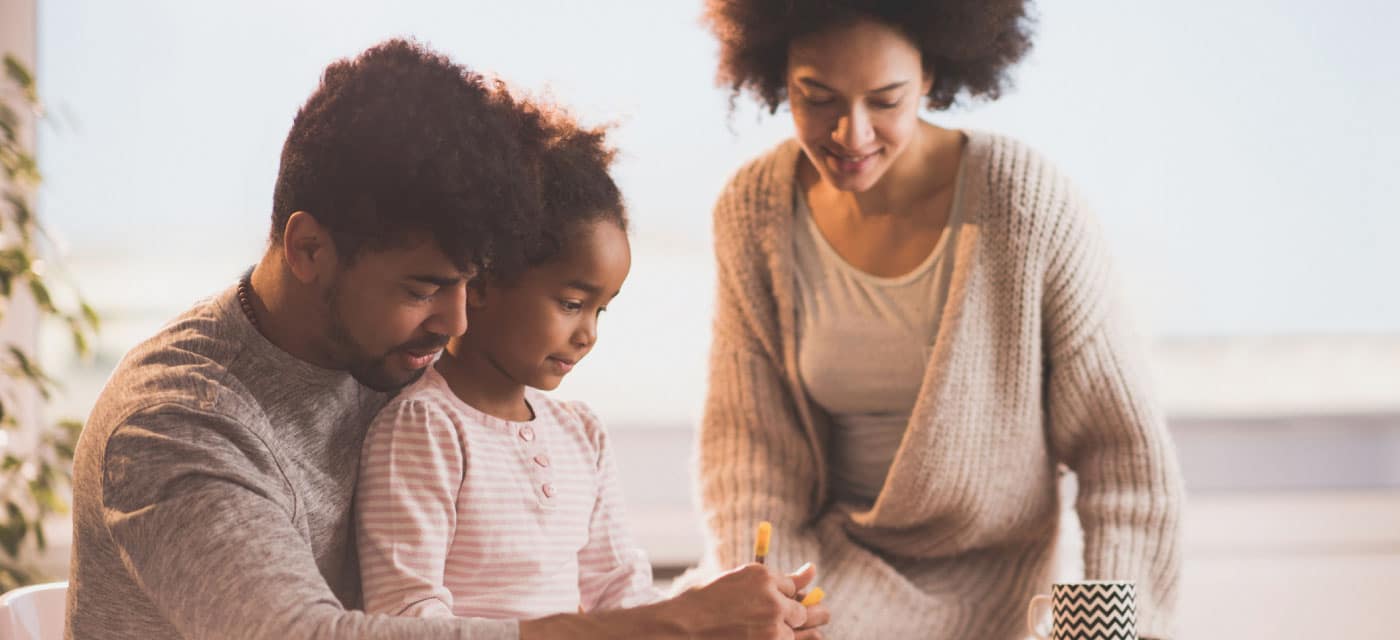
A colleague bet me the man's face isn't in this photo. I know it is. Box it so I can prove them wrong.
[320,239,470,392]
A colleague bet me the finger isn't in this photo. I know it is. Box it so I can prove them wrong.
[797,604,831,629]
[794,629,824,640]
[771,571,798,598]
[788,562,816,591]
[781,595,808,629]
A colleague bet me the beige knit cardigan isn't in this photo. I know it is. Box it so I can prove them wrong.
[697,131,1184,639]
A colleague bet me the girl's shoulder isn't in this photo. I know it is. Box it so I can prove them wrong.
[528,392,611,453]
[375,366,457,414]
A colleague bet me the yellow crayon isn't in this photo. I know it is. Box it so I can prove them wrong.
[801,587,825,607]
[753,521,772,565]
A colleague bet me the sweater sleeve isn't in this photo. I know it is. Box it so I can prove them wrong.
[100,403,518,640]
[356,397,463,618]
[1042,187,1185,639]
[697,166,823,574]
[571,402,663,611]
[698,171,944,636]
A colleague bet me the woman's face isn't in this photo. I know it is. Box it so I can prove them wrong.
[787,17,932,193]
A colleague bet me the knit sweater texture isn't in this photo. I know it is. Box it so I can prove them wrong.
[698,131,1184,639]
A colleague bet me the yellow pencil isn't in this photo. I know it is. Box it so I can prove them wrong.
[801,587,825,606]
[753,521,772,565]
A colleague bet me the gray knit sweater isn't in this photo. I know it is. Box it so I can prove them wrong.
[698,132,1184,639]
[66,287,518,639]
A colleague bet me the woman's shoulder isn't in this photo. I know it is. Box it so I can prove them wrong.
[963,130,1098,246]
[965,130,1083,212]
[713,139,802,219]
[709,139,803,264]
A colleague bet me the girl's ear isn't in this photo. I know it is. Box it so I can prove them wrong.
[467,282,489,309]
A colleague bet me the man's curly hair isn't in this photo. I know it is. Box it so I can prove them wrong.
[270,38,546,277]
[703,0,1036,113]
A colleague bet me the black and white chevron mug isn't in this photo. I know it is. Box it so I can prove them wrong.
[1026,580,1136,640]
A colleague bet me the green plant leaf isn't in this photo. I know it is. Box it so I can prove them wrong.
[6,346,55,398]
[0,247,31,273]
[28,279,55,313]
[4,192,31,230]
[68,316,90,356]
[0,503,28,558]
[80,301,100,331]
[0,104,15,143]
[2,55,37,103]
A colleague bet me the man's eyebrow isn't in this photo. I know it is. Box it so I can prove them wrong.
[406,274,463,287]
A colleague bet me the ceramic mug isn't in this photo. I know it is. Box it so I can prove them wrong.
[1026,580,1136,640]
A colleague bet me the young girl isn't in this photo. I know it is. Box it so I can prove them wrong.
[354,106,659,619]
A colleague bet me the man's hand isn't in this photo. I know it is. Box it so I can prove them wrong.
[520,563,831,640]
[664,562,831,639]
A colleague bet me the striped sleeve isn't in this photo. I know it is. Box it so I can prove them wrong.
[356,397,464,617]
[571,402,661,611]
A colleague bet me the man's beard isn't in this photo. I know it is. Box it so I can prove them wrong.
[323,277,446,392]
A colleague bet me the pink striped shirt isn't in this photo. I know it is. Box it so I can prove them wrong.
[355,366,659,619]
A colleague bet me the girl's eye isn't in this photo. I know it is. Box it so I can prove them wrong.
[560,300,583,312]
[803,96,835,107]
[870,99,900,110]
[407,288,435,302]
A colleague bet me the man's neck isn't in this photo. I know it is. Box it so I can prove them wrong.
[246,253,340,370]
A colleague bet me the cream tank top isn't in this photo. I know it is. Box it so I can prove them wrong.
[792,158,966,507]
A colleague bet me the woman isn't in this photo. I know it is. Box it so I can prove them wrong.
[696,2,1184,638]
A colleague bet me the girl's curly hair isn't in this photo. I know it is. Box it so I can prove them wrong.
[498,100,627,283]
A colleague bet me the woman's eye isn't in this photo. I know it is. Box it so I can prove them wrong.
[407,288,434,302]
[560,300,583,312]
[803,96,835,107]
[871,99,900,110]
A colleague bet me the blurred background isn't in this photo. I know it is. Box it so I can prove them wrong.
[3,0,1398,636]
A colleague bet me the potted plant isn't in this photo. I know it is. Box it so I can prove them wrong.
[0,53,99,592]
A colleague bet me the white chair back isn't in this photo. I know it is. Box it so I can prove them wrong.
[0,582,67,640]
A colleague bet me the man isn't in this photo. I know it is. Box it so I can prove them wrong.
[66,39,827,639]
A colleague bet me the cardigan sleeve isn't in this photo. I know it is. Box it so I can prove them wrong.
[697,168,825,575]
[1042,183,1185,639]
[697,166,946,636]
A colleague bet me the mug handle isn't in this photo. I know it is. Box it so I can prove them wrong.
[1026,594,1052,640]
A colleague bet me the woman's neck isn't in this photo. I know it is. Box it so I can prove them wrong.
[435,342,533,422]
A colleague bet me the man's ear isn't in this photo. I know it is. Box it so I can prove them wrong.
[281,211,340,285]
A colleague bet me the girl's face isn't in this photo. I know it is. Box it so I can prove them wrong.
[466,218,631,391]
[786,16,933,193]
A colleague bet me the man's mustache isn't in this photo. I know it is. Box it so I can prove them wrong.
[398,335,450,352]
